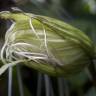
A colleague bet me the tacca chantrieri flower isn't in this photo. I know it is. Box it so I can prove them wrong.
[0,10,95,77]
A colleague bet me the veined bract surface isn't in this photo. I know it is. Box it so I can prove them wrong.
[0,11,95,77]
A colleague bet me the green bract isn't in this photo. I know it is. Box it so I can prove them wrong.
[0,11,95,77]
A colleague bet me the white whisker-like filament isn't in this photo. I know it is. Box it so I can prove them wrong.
[14,51,48,61]
[5,22,16,39]
[15,52,47,56]
[5,45,11,60]
[10,42,36,47]
[1,22,16,64]
[10,42,39,51]
[1,41,8,64]
[0,60,25,76]
[42,23,49,54]
[29,18,44,50]
[0,11,10,14]
[29,18,40,39]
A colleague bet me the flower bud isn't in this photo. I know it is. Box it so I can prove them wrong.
[0,11,95,77]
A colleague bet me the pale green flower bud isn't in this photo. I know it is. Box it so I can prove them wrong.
[0,11,95,77]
